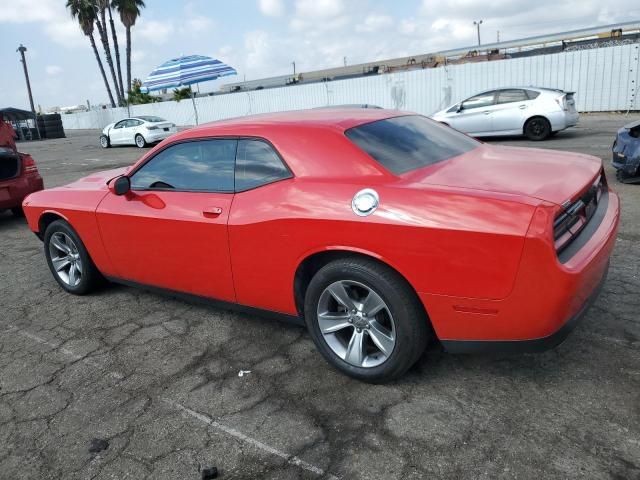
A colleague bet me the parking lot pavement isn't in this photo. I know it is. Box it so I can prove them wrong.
[1,114,639,479]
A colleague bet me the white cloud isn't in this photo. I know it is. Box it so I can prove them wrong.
[137,19,175,45]
[184,15,214,33]
[45,65,62,76]
[356,14,394,33]
[294,0,345,18]
[0,0,59,22]
[258,0,285,17]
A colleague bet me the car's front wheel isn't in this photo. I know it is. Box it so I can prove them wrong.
[135,134,147,148]
[44,220,102,295]
[304,257,430,382]
[100,134,110,148]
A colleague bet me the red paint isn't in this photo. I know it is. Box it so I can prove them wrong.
[22,109,620,344]
[1,152,43,210]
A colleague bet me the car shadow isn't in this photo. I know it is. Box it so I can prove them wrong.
[0,210,27,230]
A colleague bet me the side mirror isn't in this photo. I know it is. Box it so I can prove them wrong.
[456,103,463,113]
[113,175,131,196]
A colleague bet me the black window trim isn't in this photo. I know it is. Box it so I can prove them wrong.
[127,135,294,194]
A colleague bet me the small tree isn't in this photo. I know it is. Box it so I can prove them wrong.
[127,79,159,104]
[173,86,193,102]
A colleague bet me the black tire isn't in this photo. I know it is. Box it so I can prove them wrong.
[304,257,430,382]
[524,117,551,141]
[43,120,63,129]
[11,206,24,217]
[135,134,147,148]
[45,132,66,139]
[44,127,64,136]
[42,113,61,121]
[43,220,102,295]
[100,134,111,148]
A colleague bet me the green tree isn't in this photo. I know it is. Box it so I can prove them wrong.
[173,86,193,102]
[66,0,116,107]
[111,0,145,93]
[127,79,159,105]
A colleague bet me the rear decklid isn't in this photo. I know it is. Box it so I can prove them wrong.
[402,144,602,205]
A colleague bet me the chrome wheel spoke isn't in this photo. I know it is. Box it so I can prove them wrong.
[51,235,70,254]
[318,312,352,334]
[68,264,78,286]
[75,258,83,274]
[52,256,71,272]
[368,320,394,357]
[344,330,365,366]
[362,291,385,317]
[327,282,356,311]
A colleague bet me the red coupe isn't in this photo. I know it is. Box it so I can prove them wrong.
[22,109,619,382]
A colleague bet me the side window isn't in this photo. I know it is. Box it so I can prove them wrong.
[131,140,237,192]
[127,119,142,127]
[497,89,529,104]
[114,120,127,129]
[461,91,496,110]
[235,139,291,191]
[525,90,541,100]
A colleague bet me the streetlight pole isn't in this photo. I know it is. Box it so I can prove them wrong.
[473,20,483,46]
[17,44,36,113]
[292,61,296,76]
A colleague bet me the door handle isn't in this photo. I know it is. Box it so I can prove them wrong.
[483,111,491,115]
[203,206,223,218]
[519,105,527,109]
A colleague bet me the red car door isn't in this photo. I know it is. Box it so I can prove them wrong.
[96,139,237,302]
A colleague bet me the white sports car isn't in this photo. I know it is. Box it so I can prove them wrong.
[100,116,177,148]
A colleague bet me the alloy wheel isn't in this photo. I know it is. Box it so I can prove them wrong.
[317,280,396,368]
[48,232,83,287]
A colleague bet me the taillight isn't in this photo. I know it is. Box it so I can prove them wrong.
[22,155,38,175]
[555,95,568,111]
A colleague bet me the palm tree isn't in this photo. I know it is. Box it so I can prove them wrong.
[106,3,125,101]
[95,0,123,105]
[66,0,116,107]
[112,0,145,94]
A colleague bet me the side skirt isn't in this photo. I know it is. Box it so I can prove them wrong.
[106,276,305,327]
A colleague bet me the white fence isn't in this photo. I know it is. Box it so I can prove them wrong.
[62,43,640,130]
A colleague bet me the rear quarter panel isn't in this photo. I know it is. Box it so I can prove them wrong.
[229,178,536,315]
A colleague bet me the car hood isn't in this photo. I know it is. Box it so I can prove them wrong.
[103,123,115,133]
[60,167,129,191]
[402,144,602,205]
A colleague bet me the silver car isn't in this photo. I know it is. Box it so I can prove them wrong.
[431,87,578,141]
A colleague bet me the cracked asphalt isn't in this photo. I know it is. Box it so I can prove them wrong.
[1,114,639,480]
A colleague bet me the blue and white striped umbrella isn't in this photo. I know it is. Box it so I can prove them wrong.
[141,55,236,92]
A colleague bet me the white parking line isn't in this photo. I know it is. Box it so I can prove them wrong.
[163,399,338,480]
[2,324,338,479]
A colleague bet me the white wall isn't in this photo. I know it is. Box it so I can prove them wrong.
[62,43,640,130]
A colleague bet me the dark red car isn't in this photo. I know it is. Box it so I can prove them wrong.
[1,147,43,217]
[22,109,619,382]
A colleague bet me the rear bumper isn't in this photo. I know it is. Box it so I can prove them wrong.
[144,128,177,143]
[441,261,608,353]
[0,174,44,209]
[550,110,579,131]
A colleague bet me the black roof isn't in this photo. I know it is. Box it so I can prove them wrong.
[0,107,35,121]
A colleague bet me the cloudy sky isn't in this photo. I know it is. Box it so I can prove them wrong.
[1,0,638,110]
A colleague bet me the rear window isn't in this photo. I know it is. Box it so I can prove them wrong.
[345,115,479,175]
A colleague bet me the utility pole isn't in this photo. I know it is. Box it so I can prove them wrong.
[17,44,36,113]
[343,56,347,67]
[473,20,483,46]
[497,30,500,42]
[292,61,296,76]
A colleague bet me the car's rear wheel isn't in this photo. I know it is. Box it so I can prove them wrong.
[304,258,430,382]
[44,220,102,295]
[100,134,110,148]
[135,134,147,148]
[524,117,551,141]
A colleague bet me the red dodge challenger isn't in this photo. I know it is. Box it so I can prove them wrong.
[22,109,619,382]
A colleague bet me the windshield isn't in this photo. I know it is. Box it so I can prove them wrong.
[136,116,166,123]
[345,115,480,175]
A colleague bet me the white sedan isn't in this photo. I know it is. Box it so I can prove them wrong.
[100,116,177,148]
[431,87,579,141]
